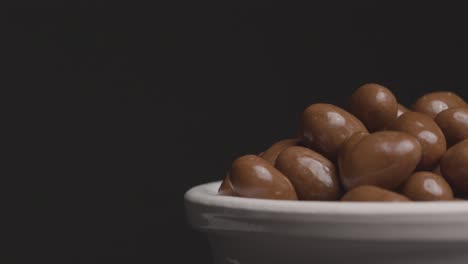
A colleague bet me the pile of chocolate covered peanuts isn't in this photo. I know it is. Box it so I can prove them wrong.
[219,84,468,202]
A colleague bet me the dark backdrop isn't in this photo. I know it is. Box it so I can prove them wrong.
[5,5,468,263]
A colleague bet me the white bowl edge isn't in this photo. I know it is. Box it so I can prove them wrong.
[185,181,468,241]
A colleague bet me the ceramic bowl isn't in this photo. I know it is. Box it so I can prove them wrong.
[185,181,468,264]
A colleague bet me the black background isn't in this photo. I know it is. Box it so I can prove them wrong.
[5,5,468,263]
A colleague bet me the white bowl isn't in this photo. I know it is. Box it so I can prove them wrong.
[185,181,468,264]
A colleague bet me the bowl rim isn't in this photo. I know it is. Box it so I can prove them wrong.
[185,181,468,216]
[185,182,468,241]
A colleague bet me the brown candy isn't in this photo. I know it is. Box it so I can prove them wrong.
[337,131,369,165]
[260,138,301,165]
[229,155,298,200]
[218,87,468,202]
[388,111,446,170]
[397,104,409,117]
[218,175,234,196]
[339,131,422,191]
[435,107,468,146]
[440,139,468,194]
[348,83,398,132]
[275,146,340,200]
[402,172,454,201]
[341,185,410,202]
[301,103,368,160]
[412,91,466,118]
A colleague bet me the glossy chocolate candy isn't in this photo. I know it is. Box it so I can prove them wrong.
[339,131,422,191]
[301,103,368,160]
[348,83,398,132]
[276,146,340,200]
[229,155,298,200]
[412,91,466,118]
[389,111,446,170]
[402,172,454,201]
[435,107,468,146]
[440,139,468,195]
